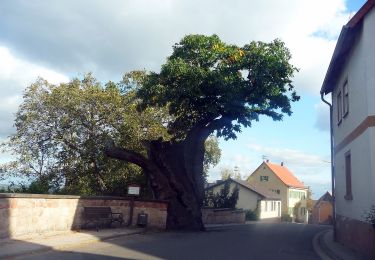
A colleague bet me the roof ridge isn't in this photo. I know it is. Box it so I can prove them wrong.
[265,162,306,189]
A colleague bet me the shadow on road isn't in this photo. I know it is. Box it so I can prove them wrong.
[19,223,330,260]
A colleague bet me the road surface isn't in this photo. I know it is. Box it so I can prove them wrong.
[18,222,329,260]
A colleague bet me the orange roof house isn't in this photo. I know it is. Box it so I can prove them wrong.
[247,161,308,223]
[311,192,333,225]
[265,162,306,189]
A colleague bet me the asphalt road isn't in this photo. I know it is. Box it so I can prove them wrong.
[18,223,329,260]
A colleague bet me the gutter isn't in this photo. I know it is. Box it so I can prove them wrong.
[320,93,337,241]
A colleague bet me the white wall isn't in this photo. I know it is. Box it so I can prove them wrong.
[287,188,308,222]
[332,25,367,144]
[211,182,259,210]
[259,200,281,219]
[332,7,375,221]
[335,129,375,220]
[364,7,375,115]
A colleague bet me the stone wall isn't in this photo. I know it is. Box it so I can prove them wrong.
[336,214,375,258]
[0,193,168,239]
[202,208,245,225]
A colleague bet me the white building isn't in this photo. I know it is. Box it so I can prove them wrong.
[247,161,308,223]
[206,178,281,220]
[320,0,375,257]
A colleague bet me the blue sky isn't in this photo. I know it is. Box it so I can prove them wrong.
[0,0,367,198]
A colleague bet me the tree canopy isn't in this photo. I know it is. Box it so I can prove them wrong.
[139,35,299,140]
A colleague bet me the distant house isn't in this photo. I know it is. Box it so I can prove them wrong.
[247,161,308,223]
[311,192,333,225]
[320,0,375,257]
[205,178,281,220]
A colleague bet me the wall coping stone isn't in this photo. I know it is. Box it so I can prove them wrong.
[0,193,169,204]
[202,207,245,213]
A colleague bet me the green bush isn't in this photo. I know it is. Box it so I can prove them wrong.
[245,209,259,221]
[281,213,292,222]
[204,181,239,209]
[363,205,375,228]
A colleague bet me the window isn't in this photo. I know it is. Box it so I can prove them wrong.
[337,91,342,124]
[300,207,306,216]
[265,201,268,212]
[276,189,280,194]
[343,80,349,117]
[260,176,269,182]
[345,152,353,200]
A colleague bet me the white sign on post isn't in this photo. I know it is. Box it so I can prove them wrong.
[128,185,140,195]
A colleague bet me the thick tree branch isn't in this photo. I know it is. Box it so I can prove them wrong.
[104,140,156,173]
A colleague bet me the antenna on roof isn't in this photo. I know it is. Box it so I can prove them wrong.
[262,155,268,162]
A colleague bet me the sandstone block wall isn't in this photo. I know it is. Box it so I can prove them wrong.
[336,214,375,259]
[0,193,168,239]
[202,208,245,224]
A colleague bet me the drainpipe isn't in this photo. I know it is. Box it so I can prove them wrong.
[321,93,337,241]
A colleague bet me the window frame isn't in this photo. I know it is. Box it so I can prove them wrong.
[344,151,353,200]
[337,90,343,124]
[343,80,349,117]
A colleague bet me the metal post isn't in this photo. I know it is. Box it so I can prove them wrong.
[127,196,135,226]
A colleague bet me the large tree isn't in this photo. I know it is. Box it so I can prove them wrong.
[3,34,298,230]
[1,72,221,197]
[1,74,170,196]
[105,34,299,230]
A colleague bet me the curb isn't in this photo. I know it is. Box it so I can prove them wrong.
[312,229,335,260]
[2,229,147,259]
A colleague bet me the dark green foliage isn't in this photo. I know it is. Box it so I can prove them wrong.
[138,34,299,140]
[204,181,239,209]
[281,213,293,222]
[245,209,259,221]
[363,205,375,228]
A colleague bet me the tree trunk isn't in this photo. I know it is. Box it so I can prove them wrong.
[147,138,205,230]
[103,115,229,231]
[105,133,206,230]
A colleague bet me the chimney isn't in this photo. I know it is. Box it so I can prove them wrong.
[281,162,284,166]
[266,159,269,163]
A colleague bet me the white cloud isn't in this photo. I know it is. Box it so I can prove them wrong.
[0,46,68,139]
[314,102,330,132]
[246,143,330,167]
[0,0,350,92]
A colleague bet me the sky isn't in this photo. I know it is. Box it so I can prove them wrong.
[0,0,367,198]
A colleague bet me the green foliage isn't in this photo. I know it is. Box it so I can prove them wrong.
[245,209,259,221]
[138,34,299,140]
[2,34,298,200]
[1,73,169,196]
[204,181,239,209]
[281,213,292,222]
[293,201,302,219]
[363,205,375,228]
[1,71,222,196]
[203,135,221,178]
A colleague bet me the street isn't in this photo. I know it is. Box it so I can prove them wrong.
[18,223,329,260]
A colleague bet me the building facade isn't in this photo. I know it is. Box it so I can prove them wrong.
[247,161,308,223]
[311,192,333,225]
[320,1,375,257]
[206,178,281,220]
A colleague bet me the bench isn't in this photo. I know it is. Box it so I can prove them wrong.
[82,207,123,231]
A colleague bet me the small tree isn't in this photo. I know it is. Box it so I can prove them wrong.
[204,181,239,209]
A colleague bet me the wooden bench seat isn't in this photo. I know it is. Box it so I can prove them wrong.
[82,206,123,231]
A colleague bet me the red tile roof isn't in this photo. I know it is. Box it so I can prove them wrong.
[265,162,306,189]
